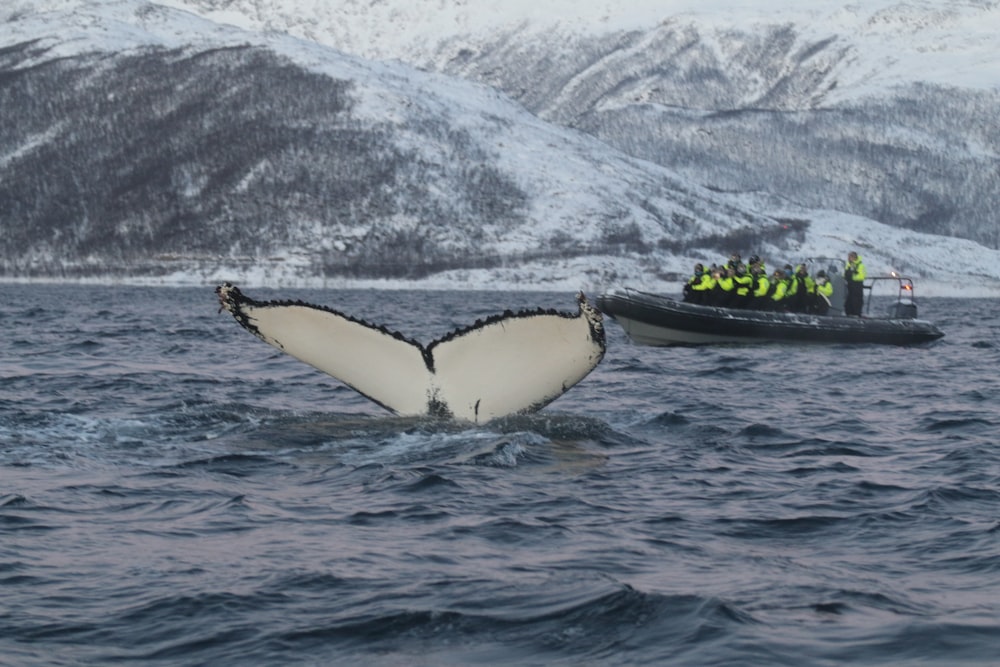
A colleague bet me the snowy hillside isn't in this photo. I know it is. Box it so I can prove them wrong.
[0,1,773,286]
[158,0,1000,250]
[156,0,1000,96]
[1,0,1000,296]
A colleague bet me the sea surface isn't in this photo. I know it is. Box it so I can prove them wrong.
[2,284,998,666]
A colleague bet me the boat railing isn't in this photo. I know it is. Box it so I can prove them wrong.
[804,258,921,319]
[863,273,919,318]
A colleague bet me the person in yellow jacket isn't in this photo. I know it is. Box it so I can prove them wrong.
[778,265,797,308]
[768,268,790,310]
[788,264,816,313]
[750,264,770,309]
[813,270,834,314]
[843,251,866,316]
[731,263,754,308]
[712,266,735,307]
[683,263,707,303]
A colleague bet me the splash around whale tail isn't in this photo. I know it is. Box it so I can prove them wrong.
[215,284,605,423]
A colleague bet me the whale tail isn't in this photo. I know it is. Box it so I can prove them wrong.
[216,284,605,423]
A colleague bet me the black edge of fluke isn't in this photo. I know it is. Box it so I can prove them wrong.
[576,290,607,353]
[422,289,606,358]
[216,282,260,337]
[217,282,605,347]
[216,281,427,353]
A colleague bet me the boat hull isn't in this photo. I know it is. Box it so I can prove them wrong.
[597,289,944,346]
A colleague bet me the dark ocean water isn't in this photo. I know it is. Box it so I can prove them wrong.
[2,284,999,667]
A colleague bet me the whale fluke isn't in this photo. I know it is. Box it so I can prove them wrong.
[215,284,605,423]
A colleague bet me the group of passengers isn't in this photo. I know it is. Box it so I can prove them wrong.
[681,253,836,315]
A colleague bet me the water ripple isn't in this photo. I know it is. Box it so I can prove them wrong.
[1,288,998,666]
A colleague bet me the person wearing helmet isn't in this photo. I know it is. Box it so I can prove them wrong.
[712,265,735,307]
[788,264,815,313]
[767,268,790,311]
[843,251,866,316]
[750,263,770,309]
[813,270,834,314]
[731,263,753,308]
[683,263,705,303]
[780,264,798,309]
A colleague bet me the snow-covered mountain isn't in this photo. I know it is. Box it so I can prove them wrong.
[161,0,1000,245]
[2,0,999,295]
[157,0,1000,97]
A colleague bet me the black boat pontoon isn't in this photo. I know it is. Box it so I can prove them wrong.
[597,266,944,347]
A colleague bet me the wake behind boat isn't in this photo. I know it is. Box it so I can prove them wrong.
[597,273,944,346]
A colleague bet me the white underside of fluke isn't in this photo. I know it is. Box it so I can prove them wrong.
[216,284,605,423]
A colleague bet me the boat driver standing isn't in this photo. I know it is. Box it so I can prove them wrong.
[843,251,867,316]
